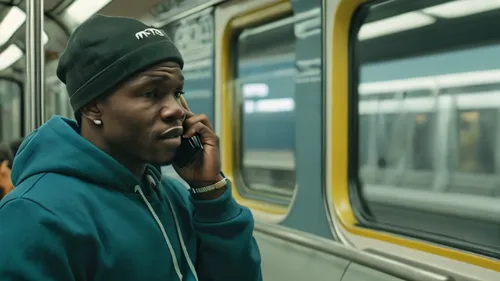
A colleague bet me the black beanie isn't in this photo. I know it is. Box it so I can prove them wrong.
[56,14,184,112]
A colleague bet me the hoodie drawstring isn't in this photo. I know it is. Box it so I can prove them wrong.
[163,187,198,280]
[134,184,198,281]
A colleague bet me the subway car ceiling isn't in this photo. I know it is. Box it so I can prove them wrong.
[4,0,496,86]
[2,0,500,83]
[0,0,165,80]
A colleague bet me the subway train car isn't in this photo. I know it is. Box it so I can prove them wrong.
[0,0,499,280]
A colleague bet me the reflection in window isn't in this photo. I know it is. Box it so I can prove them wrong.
[353,0,500,254]
[235,15,296,198]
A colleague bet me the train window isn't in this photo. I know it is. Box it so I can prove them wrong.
[352,0,500,256]
[0,80,22,143]
[234,15,296,202]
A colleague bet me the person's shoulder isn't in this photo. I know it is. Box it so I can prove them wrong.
[3,172,101,220]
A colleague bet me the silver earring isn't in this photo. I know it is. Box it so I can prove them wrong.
[93,119,102,126]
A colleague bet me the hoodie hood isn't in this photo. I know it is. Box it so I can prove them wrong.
[11,115,154,192]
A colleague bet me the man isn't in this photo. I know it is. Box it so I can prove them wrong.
[0,15,262,281]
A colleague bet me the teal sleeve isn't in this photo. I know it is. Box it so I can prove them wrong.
[190,184,263,281]
[0,198,77,280]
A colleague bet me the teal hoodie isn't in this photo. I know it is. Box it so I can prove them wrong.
[0,116,262,281]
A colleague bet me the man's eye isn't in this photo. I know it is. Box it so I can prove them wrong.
[174,90,185,98]
[142,90,156,98]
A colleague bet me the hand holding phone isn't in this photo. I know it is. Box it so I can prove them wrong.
[173,96,222,190]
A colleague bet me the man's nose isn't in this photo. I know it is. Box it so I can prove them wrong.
[160,96,186,122]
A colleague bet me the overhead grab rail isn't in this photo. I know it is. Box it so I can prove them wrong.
[24,0,45,135]
[253,222,458,281]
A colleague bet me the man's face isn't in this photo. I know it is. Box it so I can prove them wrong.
[97,61,186,166]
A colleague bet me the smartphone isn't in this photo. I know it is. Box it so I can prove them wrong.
[173,96,204,168]
[173,134,203,168]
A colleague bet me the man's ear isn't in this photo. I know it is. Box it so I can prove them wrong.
[80,100,101,122]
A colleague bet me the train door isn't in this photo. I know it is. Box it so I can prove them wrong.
[214,0,349,280]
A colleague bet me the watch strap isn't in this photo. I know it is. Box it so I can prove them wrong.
[190,174,228,194]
